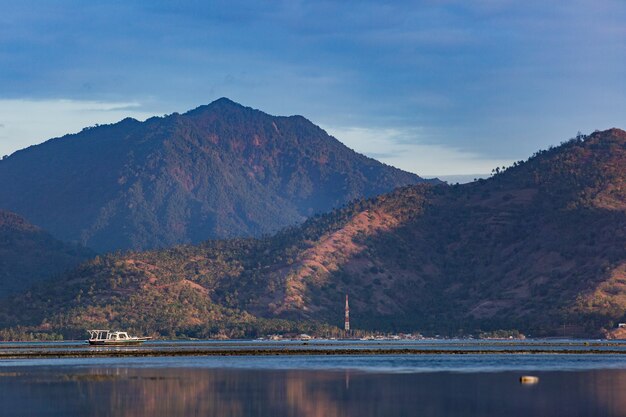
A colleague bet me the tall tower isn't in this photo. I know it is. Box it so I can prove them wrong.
[344,294,350,331]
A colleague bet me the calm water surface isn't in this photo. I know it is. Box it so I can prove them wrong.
[2,339,626,417]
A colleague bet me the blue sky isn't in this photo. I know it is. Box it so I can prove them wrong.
[0,0,624,177]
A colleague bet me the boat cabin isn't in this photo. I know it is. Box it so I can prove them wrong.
[88,330,132,341]
[87,329,151,345]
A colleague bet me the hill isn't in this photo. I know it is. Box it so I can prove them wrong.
[0,98,429,252]
[0,129,624,339]
[0,211,93,295]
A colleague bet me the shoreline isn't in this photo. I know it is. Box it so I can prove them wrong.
[3,347,626,360]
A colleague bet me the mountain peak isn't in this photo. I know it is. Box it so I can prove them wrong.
[0,100,426,252]
[184,97,251,117]
[212,97,239,106]
[205,97,244,110]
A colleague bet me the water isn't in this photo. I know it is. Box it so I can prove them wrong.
[2,339,626,416]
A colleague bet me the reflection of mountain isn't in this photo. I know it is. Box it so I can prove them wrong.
[4,367,626,416]
[583,371,626,416]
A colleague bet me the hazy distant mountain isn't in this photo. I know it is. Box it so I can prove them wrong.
[0,98,430,252]
[0,211,93,296]
[2,129,623,339]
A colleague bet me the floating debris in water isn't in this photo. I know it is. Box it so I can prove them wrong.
[519,375,539,385]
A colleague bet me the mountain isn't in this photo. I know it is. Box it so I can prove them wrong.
[0,211,93,295]
[0,129,624,339]
[0,98,430,252]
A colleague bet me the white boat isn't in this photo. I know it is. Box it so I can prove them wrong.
[87,330,151,346]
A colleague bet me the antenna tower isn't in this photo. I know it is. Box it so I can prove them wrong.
[344,294,350,332]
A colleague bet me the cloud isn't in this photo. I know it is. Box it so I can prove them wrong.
[0,1,624,168]
[323,125,513,176]
[0,99,160,157]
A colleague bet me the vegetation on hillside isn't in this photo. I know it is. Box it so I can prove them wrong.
[0,211,93,295]
[0,129,624,339]
[0,98,428,252]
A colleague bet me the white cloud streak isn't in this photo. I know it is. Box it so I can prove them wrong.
[324,125,513,176]
[0,99,160,157]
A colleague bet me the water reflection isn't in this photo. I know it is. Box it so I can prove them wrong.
[1,367,626,417]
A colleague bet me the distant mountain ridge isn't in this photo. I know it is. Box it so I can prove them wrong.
[0,98,430,252]
[0,211,93,295]
[1,129,624,339]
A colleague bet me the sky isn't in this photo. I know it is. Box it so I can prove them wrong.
[0,1,624,177]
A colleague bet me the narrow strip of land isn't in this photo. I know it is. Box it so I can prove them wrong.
[3,348,626,359]
[0,341,620,350]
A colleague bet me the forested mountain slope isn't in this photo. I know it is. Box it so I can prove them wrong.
[1,129,624,339]
[0,211,93,295]
[0,98,428,252]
